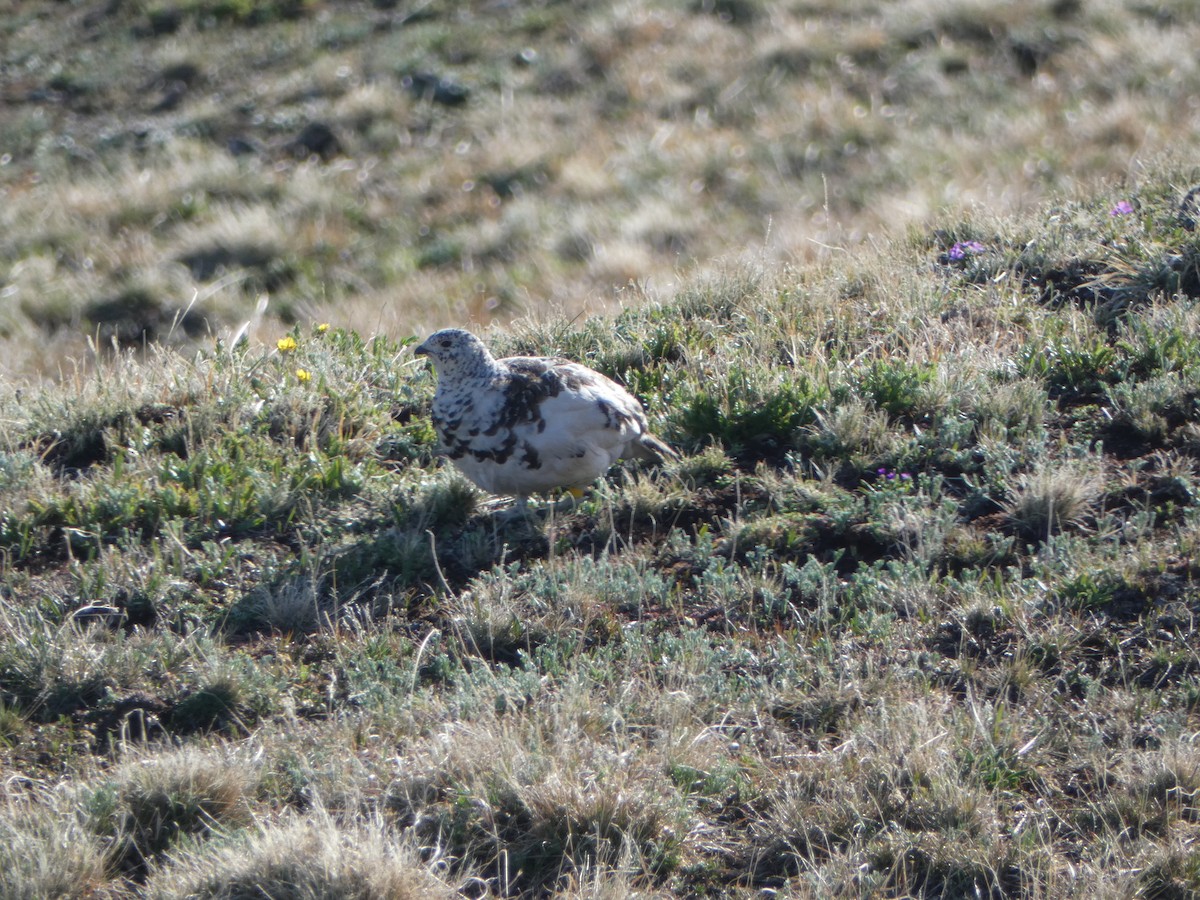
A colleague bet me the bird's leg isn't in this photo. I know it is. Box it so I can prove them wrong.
[549,486,586,513]
[493,490,583,524]
[494,494,536,523]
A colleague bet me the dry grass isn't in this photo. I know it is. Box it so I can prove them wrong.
[3,3,1200,898]
[5,1,1200,378]
[0,786,110,900]
[142,806,462,899]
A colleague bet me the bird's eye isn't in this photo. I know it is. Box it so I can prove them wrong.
[440,339,452,348]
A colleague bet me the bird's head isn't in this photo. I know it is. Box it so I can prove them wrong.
[414,328,496,378]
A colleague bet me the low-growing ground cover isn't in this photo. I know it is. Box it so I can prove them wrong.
[2,169,1200,896]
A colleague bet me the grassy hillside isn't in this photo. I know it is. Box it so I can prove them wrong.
[4,0,1200,379]
[3,160,1200,896]
[5,0,1200,896]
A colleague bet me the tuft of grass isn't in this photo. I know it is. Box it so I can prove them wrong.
[0,789,109,900]
[168,676,249,734]
[230,573,335,636]
[1074,742,1200,842]
[86,745,258,875]
[141,807,460,899]
[1002,458,1102,543]
[807,397,896,472]
[388,715,688,894]
[0,607,116,721]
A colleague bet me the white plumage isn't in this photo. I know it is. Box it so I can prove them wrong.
[414,329,676,504]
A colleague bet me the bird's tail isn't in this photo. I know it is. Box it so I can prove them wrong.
[635,432,679,463]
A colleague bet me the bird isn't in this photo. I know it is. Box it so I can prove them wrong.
[414,328,677,512]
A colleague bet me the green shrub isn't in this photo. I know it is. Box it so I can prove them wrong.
[675,370,825,463]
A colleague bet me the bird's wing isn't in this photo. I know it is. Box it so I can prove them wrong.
[497,359,648,455]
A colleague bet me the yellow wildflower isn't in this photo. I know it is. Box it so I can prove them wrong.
[316,323,329,334]
[277,336,297,352]
[295,368,312,383]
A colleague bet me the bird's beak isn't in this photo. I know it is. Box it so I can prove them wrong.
[413,341,429,357]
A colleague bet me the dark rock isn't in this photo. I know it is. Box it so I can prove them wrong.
[226,135,262,157]
[285,121,343,160]
[90,692,169,750]
[150,80,188,112]
[71,604,126,629]
[690,0,761,26]
[160,61,203,85]
[402,71,470,106]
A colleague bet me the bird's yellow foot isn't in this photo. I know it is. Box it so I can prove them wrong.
[547,487,587,514]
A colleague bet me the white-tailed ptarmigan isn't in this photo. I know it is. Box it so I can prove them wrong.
[414,328,677,509]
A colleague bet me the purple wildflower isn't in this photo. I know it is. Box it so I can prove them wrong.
[948,240,985,260]
[871,467,914,489]
[1109,200,1134,216]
